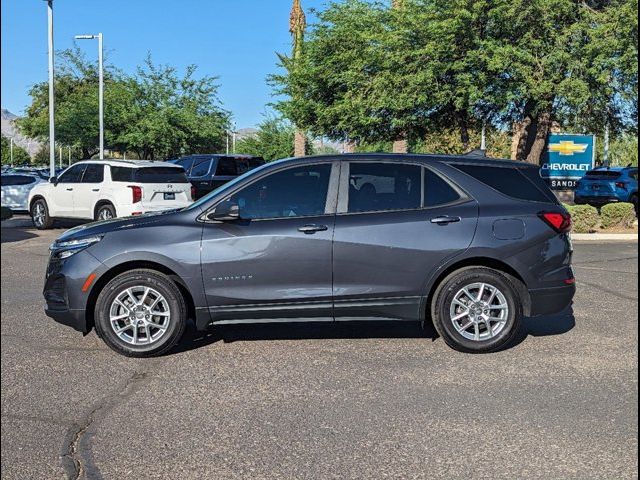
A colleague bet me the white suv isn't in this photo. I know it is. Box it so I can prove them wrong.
[28,160,194,229]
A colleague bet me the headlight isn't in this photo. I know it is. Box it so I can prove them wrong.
[51,235,103,259]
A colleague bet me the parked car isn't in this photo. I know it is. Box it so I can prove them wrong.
[1,174,45,212]
[171,154,265,199]
[43,153,575,357]
[575,166,638,213]
[28,160,195,229]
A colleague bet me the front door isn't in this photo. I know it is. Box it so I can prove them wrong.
[51,164,87,217]
[201,162,339,323]
[332,161,479,321]
[73,163,105,219]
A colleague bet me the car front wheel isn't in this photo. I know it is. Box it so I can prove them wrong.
[31,199,54,230]
[94,269,187,357]
[432,267,522,353]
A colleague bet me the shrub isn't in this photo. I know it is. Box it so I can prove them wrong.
[1,206,13,221]
[564,204,599,233]
[600,203,636,230]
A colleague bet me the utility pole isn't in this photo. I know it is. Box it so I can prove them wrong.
[59,146,63,167]
[75,33,104,159]
[46,0,56,178]
[10,138,14,166]
[603,124,610,166]
[68,146,71,166]
[481,122,487,152]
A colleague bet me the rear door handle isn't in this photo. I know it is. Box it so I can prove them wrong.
[430,216,461,225]
[298,224,329,234]
[66,188,74,191]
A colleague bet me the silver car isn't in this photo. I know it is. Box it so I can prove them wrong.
[1,174,44,212]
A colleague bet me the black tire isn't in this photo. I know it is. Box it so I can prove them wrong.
[30,198,54,230]
[431,267,523,354]
[95,203,116,222]
[94,269,187,357]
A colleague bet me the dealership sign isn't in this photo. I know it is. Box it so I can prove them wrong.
[540,134,596,190]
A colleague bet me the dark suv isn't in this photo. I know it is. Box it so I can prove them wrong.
[172,154,265,199]
[44,154,575,357]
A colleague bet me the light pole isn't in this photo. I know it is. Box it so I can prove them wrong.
[10,137,14,166]
[75,33,104,159]
[45,0,56,177]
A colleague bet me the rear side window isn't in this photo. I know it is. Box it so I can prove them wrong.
[348,163,422,213]
[110,166,188,183]
[215,158,237,176]
[82,164,104,183]
[190,158,213,177]
[454,164,551,203]
[1,175,36,186]
[424,169,461,207]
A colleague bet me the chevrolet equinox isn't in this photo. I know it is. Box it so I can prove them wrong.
[44,154,576,357]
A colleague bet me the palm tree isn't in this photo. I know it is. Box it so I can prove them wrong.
[291,0,307,157]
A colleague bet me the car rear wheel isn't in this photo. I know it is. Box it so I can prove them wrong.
[432,267,522,353]
[95,203,116,222]
[94,269,187,357]
[31,199,54,230]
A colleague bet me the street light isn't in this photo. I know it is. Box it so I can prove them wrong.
[44,0,56,177]
[75,33,104,160]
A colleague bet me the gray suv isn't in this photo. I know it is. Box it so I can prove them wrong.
[44,154,575,357]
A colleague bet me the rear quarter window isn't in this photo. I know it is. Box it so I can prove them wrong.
[2,175,36,186]
[454,164,554,203]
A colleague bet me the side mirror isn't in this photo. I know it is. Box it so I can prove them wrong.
[49,176,58,186]
[208,200,240,222]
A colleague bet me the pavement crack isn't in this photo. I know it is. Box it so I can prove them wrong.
[61,370,153,480]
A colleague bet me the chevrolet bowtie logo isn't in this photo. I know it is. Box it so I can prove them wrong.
[548,141,589,156]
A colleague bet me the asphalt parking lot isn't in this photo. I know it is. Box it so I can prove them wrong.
[1,217,638,480]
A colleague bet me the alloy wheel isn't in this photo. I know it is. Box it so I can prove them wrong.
[109,286,171,345]
[449,282,509,342]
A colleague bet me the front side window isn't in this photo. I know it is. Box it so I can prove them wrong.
[228,164,332,220]
[58,164,86,183]
[82,164,104,183]
[348,162,421,213]
[190,158,213,177]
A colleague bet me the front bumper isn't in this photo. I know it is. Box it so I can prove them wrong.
[529,284,576,316]
[43,250,104,334]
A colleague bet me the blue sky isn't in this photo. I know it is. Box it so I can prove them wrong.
[1,0,326,128]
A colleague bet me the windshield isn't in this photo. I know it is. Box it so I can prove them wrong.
[184,160,276,211]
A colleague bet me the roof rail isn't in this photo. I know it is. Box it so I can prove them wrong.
[464,149,487,158]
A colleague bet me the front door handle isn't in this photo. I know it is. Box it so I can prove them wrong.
[92,189,100,192]
[430,216,461,225]
[66,188,74,191]
[298,224,329,234]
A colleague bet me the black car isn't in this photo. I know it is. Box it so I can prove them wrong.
[44,153,575,357]
[172,154,265,199]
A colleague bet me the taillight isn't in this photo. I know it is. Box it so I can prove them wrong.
[615,181,627,190]
[539,211,572,234]
[191,186,196,201]
[128,185,143,204]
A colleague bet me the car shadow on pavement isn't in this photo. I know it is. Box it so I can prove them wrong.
[171,320,438,355]
[171,308,576,355]
[0,226,38,244]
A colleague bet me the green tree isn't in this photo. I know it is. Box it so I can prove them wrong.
[1,136,31,165]
[236,116,312,161]
[115,56,230,160]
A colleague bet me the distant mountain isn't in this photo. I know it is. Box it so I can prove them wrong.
[1,108,41,157]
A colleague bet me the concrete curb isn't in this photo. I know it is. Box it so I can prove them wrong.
[572,233,638,242]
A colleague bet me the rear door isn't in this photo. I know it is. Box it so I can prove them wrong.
[332,161,478,321]
[73,163,105,219]
[200,162,338,323]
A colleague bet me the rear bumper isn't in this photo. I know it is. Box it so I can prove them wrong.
[574,194,622,205]
[529,284,576,316]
